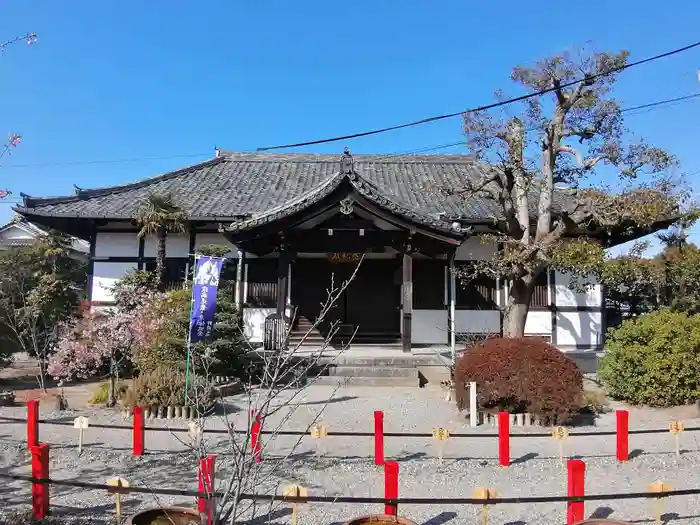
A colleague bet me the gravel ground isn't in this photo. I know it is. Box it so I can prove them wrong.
[2,385,700,524]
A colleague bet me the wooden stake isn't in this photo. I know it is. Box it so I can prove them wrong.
[73,416,89,456]
[473,487,497,525]
[551,426,569,466]
[669,421,684,457]
[647,481,671,525]
[283,484,307,525]
[310,423,328,457]
[432,427,450,464]
[107,476,130,523]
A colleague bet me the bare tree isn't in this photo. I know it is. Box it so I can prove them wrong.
[448,47,680,337]
[172,260,363,524]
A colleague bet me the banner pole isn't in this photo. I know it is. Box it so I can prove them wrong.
[184,254,200,405]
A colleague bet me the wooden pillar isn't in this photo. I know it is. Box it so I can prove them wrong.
[402,249,413,353]
[235,249,246,310]
[277,247,291,317]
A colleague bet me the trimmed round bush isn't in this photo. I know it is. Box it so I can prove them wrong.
[599,309,700,407]
[455,337,583,420]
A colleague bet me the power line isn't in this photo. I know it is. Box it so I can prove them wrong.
[371,92,700,162]
[256,39,700,152]
[0,91,697,172]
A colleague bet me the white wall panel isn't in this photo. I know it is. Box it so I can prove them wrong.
[454,310,500,333]
[554,271,602,308]
[524,311,552,335]
[194,233,238,257]
[243,308,275,343]
[555,311,602,347]
[455,236,497,261]
[412,310,448,344]
[94,232,139,257]
[143,234,190,257]
[91,262,137,302]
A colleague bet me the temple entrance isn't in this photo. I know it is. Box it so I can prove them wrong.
[291,257,401,344]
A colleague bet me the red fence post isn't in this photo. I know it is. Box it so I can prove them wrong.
[616,410,629,462]
[197,454,217,524]
[251,411,263,463]
[30,443,50,519]
[132,406,145,457]
[384,460,399,516]
[27,400,39,450]
[374,410,385,466]
[498,411,510,467]
[566,459,586,525]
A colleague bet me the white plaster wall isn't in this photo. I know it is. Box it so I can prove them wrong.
[455,237,497,261]
[243,307,275,343]
[556,311,603,347]
[524,311,552,335]
[454,310,500,334]
[0,225,33,240]
[94,232,139,257]
[412,310,448,344]
[143,234,190,257]
[91,261,137,302]
[194,233,239,257]
[554,271,602,308]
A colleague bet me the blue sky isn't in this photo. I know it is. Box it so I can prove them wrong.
[1,1,698,253]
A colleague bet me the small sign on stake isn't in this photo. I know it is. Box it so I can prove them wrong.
[432,427,450,464]
[283,484,308,525]
[472,487,498,525]
[188,421,203,448]
[551,426,569,465]
[106,476,130,523]
[73,416,89,456]
[647,481,672,525]
[309,423,328,456]
[669,420,684,457]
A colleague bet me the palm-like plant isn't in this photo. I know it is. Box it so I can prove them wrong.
[134,194,188,291]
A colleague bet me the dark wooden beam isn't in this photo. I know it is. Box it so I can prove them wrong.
[277,246,291,316]
[402,247,413,353]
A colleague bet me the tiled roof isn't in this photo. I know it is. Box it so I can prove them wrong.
[15,152,570,230]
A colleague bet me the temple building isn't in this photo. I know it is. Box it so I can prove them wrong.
[15,149,655,373]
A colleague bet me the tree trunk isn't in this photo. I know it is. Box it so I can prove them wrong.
[155,225,167,292]
[107,373,116,408]
[502,274,536,338]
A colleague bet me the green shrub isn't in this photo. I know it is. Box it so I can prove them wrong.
[89,381,128,404]
[581,389,609,414]
[455,337,583,420]
[135,282,246,377]
[599,309,700,407]
[123,366,215,410]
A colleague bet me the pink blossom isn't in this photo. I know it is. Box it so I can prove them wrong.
[7,134,21,148]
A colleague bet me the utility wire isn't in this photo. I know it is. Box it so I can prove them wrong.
[369,92,700,163]
[0,91,698,172]
[255,39,700,151]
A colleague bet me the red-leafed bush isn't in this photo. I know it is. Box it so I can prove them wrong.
[455,337,583,421]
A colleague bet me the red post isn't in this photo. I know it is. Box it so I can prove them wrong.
[498,411,510,467]
[384,460,399,516]
[132,406,145,456]
[198,454,216,524]
[616,410,629,462]
[27,400,39,450]
[251,411,262,463]
[374,410,385,466]
[30,443,50,519]
[566,459,586,525]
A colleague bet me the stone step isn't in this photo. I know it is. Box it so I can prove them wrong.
[312,375,420,387]
[327,356,424,367]
[327,366,417,378]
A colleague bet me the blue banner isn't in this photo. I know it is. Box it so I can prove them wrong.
[189,256,225,342]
